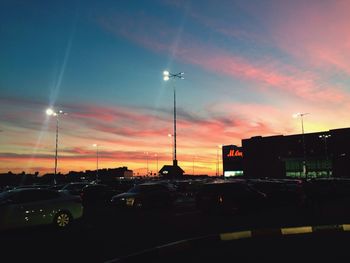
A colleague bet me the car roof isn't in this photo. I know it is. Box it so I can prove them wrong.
[7,188,54,193]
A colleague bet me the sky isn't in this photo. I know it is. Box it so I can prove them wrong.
[1,0,350,176]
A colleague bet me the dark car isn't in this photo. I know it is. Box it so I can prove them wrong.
[59,182,91,196]
[247,179,306,211]
[195,179,266,215]
[111,183,175,209]
[304,178,350,219]
[81,184,119,207]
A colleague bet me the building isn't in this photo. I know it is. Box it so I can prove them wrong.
[159,164,185,178]
[223,127,350,179]
[222,145,244,177]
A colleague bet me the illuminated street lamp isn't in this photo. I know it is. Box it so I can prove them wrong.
[163,70,184,167]
[293,112,310,179]
[46,108,67,184]
[92,144,99,182]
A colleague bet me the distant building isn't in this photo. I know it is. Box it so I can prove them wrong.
[96,167,133,181]
[222,145,244,177]
[223,127,350,179]
[159,165,185,178]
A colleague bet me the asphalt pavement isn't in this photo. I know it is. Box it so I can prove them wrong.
[1,200,350,263]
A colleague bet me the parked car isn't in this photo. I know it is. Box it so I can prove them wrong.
[81,184,119,207]
[0,188,83,231]
[111,183,176,209]
[247,179,306,211]
[48,183,67,191]
[59,182,91,196]
[195,180,267,214]
[13,184,51,189]
[304,178,350,218]
[173,180,202,197]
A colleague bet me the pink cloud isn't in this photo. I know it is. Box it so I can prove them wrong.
[98,12,349,104]
[265,1,350,75]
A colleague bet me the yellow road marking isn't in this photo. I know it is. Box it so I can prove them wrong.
[220,231,252,241]
[281,226,312,235]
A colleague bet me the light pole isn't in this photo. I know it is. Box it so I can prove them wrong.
[163,70,184,167]
[168,133,174,161]
[216,145,222,176]
[216,147,219,176]
[144,151,149,176]
[192,155,196,176]
[293,112,310,179]
[155,153,158,176]
[217,145,222,176]
[93,144,99,182]
[46,108,67,184]
[319,134,331,177]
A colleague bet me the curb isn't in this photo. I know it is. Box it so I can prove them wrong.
[106,223,350,262]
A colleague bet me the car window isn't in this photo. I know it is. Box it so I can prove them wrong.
[10,190,43,203]
[10,190,59,203]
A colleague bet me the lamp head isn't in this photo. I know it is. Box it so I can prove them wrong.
[46,108,55,116]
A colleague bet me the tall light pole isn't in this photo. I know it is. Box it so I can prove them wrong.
[319,134,331,177]
[93,144,99,182]
[163,70,184,167]
[144,151,149,176]
[217,145,222,176]
[215,145,222,176]
[293,112,310,179]
[216,147,219,176]
[168,133,174,161]
[46,108,67,184]
[192,155,196,176]
[155,153,158,176]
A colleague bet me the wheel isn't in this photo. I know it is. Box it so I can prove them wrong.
[54,211,72,228]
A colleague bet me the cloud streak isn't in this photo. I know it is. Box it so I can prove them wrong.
[98,11,350,104]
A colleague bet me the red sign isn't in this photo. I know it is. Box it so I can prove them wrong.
[227,149,243,157]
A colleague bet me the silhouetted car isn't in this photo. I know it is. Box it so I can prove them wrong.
[0,188,83,231]
[59,182,91,196]
[247,179,306,211]
[304,178,350,218]
[13,184,51,189]
[195,180,266,214]
[81,184,119,207]
[48,183,67,190]
[173,180,202,197]
[111,183,175,209]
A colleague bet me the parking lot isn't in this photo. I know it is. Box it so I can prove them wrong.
[2,178,350,262]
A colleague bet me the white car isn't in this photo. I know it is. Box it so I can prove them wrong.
[0,188,83,231]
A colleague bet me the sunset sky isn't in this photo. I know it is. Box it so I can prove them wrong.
[1,0,350,175]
